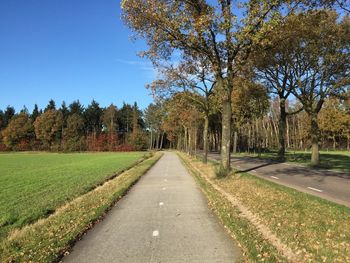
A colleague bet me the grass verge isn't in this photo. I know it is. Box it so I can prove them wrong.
[0,152,162,263]
[179,152,287,262]
[179,152,350,263]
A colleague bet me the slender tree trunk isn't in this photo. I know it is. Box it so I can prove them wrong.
[149,128,153,150]
[333,135,336,150]
[194,124,197,156]
[233,130,238,154]
[156,132,160,150]
[278,99,287,161]
[203,115,209,163]
[286,116,290,148]
[221,92,232,169]
[188,128,192,155]
[184,126,188,153]
[310,113,320,166]
[160,132,164,150]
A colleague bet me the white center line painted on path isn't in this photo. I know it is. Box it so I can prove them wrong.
[159,202,164,206]
[307,187,323,193]
[152,230,159,237]
[270,176,279,180]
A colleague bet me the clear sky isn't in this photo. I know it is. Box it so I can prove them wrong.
[0,0,155,112]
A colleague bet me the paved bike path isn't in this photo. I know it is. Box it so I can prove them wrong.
[63,152,241,262]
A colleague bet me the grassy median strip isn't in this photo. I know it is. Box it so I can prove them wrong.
[179,152,350,263]
[0,152,162,263]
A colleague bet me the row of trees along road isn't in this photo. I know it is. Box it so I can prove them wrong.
[0,100,149,151]
[122,0,350,169]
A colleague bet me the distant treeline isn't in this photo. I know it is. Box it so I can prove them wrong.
[0,100,151,152]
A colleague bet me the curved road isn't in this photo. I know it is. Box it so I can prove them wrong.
[63,152,241,263]
[207,153,350,207]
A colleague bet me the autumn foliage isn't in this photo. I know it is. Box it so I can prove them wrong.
[0,100,148,152]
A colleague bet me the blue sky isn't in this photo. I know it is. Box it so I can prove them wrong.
[0,0,155,112]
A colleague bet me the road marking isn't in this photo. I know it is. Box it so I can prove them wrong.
[270,176,279,180]
[152,230,159,237]
[162,187,166,190]
[307,187,323,193]
[159,202,164,206]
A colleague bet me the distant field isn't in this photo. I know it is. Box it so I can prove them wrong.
[234,150,350,173]
[0,152,145,240]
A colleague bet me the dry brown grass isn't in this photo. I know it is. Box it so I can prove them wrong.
[180,152,350,263]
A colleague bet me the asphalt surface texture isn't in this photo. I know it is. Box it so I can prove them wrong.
[63,152,241,263]
[207,152,350,207]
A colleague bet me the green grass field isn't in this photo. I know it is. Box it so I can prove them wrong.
[234,150,350,173]
[0,152,145,240]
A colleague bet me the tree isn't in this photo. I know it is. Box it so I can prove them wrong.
[144,103,166,150]
[102,104,118,150]
[44,99,56,112]
[287,11,350,165]
[3,106,15,127]
[69,100,84,116]
[1,112,34,150]
[231,77,270,153]
[117,103,133,137]
[122,0,296,171]
[252,17,305,160]
[31,104,41,121]
[84,100,103,135]
[148,57,217,162]
[63,113,85,151]
[0,110,4,130]
[163,92,202,154]
[60,101,69,123]
[34,109,63,150]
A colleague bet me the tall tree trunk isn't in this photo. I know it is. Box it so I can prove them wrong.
[188,128,191,155]
[310,113,320,166]
[286,116,290,148]
[333,135,336,150]
[149,128,153,150]
[160,132,164,150]
[156,132,160,150]
[221,92,232,169]
[278,99,287,161]
[233,130,238,154]
[184,126,188,153]
[203,115,209,163]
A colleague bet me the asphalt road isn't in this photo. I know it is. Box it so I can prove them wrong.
[208,153,350,207]
[63,152,241,263]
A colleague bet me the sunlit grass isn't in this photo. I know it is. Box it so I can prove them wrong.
[0,152,145,240]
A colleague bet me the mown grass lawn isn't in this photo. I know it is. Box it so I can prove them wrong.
[0,152,145,240]
[234,150,350,173]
